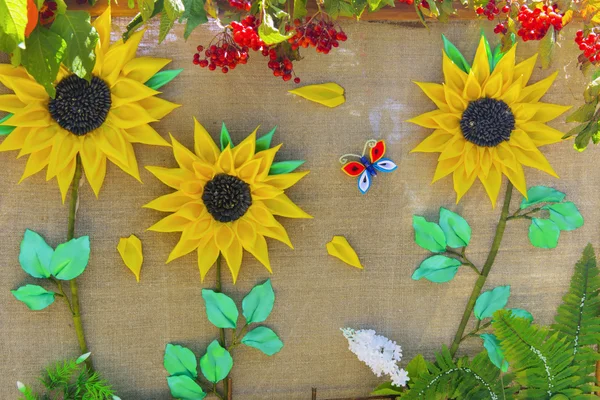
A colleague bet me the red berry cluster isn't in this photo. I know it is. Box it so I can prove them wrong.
[517,4,563,41]
[228,0,251,11]
[193,33,249,74]
[231,15,267,51]
[494,21,508,34]
[398,0,414,4]
[267,48,300,83]
[476,0,510,21]
[288,16,347,54]
[575,30,600,64]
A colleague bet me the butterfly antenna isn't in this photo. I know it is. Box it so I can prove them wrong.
[361,139,377,156]
[339,153,362,164]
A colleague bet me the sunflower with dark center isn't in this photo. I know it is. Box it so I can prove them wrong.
[409,36,571,206]
[145,119,312,283]
[0,8,179,201]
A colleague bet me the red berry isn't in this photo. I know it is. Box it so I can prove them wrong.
[294,77,300,84]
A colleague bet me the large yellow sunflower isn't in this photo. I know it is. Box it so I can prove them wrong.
[0,8,179,201]
[145,119,312,283]
[409,36,570,206]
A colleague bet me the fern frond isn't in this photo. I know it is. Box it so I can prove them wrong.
[41,359,78,390]
[403,346,513,399]
[82,370,114,399]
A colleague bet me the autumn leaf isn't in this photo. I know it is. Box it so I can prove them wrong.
[288,82,345,107]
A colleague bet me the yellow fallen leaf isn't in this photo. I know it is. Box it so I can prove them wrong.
[117,235,144,282]
[326,236,363,269]
[289,83,345,108]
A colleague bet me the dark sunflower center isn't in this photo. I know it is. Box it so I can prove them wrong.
[202,174,252,223]
[460,98,515,147]
[48,75,111,136]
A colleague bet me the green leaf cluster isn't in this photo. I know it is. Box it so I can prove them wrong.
[565,70,600,151]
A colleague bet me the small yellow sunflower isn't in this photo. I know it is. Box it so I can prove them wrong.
[409,36,570,206]
[145,119,312,283]
[0,8,180,201]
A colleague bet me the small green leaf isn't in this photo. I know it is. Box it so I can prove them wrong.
[241,326,283,356]
[164,0,184,19]
[438,207,471,248]
[164,343,198,378]
[480,333,508,372]
[441,34,470,73]
[19,229,53,278]
[482,34,493,70]
[202,289,238,329]
[76,352,91,364]
[508,308,533,322]
[269,160,305,175]
[371,382,403,395]
[49,236,90,280]
[21,27,67,97]
[166,375,206,400]
[144,69,183,90]
[412,216,446,253]
[258,10,293,45]
[255,126,276,152]
[0,113,15,136]
[181,0,208,39]
[543,202,584,231]
[411,255,462,283]
[199,340,233,383]
[139,0,155,21]
[539,25,555,69]
[242,279,275,324]
[158,12,175,44]
[0,0,28,53]
[11,284,55,311]
[405,354,427,381]
[566,102,597,123]
[220,123,232,150]
[520,186,566,209]
[528,218,560,249]
[293,0,307,19]
[474,285,510,320]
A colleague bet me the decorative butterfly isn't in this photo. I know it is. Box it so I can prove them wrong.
[340,139,398,194]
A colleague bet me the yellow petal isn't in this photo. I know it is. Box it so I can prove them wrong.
[463,72,482,101]
[244,234,271,273]
[495,142,518,171]
[326,235,363,269]
[0,126,30,151]
[407,109,444,129]
[215,224,235,251]
[251,183,283,200]
[262,171,309,189]
[80,135,104,194]
[438,136,466,161]
[183,216,213,241]
[101,30,144,85]
[530,103,571,123]
[148,213,191,232]
[518,71,557,103]
[432,156,461,183]
[518,121,564,147]
[19,126,56,156]
[491,43,516,90]
[263,194,312,219]
[444,84,467,113]
[3,102,51,127]
[111,78,160,107]
[92,6,111,51]
[414,81,450,112]
[247,202,279,227]
[453,164,478,203]
[85,156,106,197]
[463,142,478,175]
[52,133,80,174]
[513,54,538,86]
[124,124,171,147]
[0,94,26,113]
[500,76,523,105]
[108,103,157,129]
[146,166,195,189]
[117,235,143,282]
[430,112,461,133]
[482,72,503,98]
[57,157,77,203]
[234,218,256,248]
[0,75,47,103]
[253,144,281,180]
[222,237,243,284]
[412,130,455,153]
[511,145,558,178]
[192,160,217,180]
[479,147,492,178]
[170,134,199,171]
[471,36,490,85]
[193,117,220,163]
[256,220,294,249]
[93,124,129,166]
[106,140,141,182]
[479,162,503,207]
[232,128,256,168]
[180,180,204,196]
[501,162,527,197]
[176,201,205,220]
[197,235,219,282]
[19,147,51,183]
[122,57,171,83]
[443,52,468,92]
[166,234,200,263]
[237,159,263,183]
[509,129,538,151]
[288,82,345,108]
[45,130,69,179]
[144,191,194,212]
[217,146,234,174]
[138,97,180,120]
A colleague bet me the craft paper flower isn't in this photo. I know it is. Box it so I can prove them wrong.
[0,8,180,201]
[409,35,570,206]
[145,120,311,283]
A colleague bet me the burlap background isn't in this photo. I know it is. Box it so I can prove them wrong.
[1,17,599,399]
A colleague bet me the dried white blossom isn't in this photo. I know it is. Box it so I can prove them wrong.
[341,328,410,387]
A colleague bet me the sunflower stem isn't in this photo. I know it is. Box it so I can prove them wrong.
[449,182,513,357]
[215,255,230,397]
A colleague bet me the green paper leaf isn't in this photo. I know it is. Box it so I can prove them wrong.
[491,43,504,71]
[371,382,403,395]
[144,69,183,90]
[528,218,560,249]
[159,12,175,44]
[482,34,493,71]
[220,123,232,150]
[181,0,208,39]
[520,186,566,209]
[508,308,533,322]
[258,10,293,45]
[405,354,427,381]
[242,279,275,324]
[474,285,510,320]
[49,236,90,280]
[412,255,462,283]
[441,34,470,73]
[241,326,283,356]
[19,229,53,279]
[412,216,446,253]
[76,352,91,364]
[566,102,597,123]
[21,27,67,97]
[49,11,99,81]
[166,375,206,400]
[164,343,198,378]
[438,207,471,248]
[255,127,276,153]
[269,160,305,175]
[480,333,508,372]
[0,113,15,136]
[543,202,584,231]
[539,25,555,69]
[202,289,238,329]
[0,0,27,53]
[199,340,233,383]
[11,284,55,310]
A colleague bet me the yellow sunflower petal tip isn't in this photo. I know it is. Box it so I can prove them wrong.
[117,235,143,282]
[289,82,345,108]
[326,236,363,270]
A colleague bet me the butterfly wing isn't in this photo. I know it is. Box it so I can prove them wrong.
[370,141,386,163]
[342,161,366,177]
[357,170,371,194]
[374,158,398,173]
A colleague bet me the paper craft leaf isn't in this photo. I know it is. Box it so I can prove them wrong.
[202,289,238,329]
[145,68,183,90]
[288,83,345,108]
[269,160,305,175]
[0,113,15,135]
[474,285,510,320]
[438,207,471,248]
[220,122,232,150]
[508,308,533,322]
[241,326,283,356]
[19,229,53,278]
[49,236,90,280]
[255,127,276,152]
[520,186,566,209]
[442,34,471,73]
[480,333,509,372]
[242,279,275,324]
[371,382,404,396]
[412,216,446,253]
[199,340,233,383]
[76,352,91,364]
[326,235,363,269]
[542,202,584,231]
[528,218,560,249]
[117,235,143,282]
[166,375,206,400]
[412,255,461,283]
[406,354,428,381]
[164,343,198,378]
[11,284,55,310]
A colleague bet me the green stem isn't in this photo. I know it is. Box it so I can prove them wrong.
[445,248,479,275]
[214,255,229,397]
[449,182,513,357]
[66,156,93,372]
